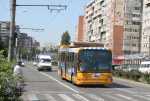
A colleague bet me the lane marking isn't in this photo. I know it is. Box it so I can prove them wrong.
[146,95,150,97]
[45,94,57,101]
[40,72,79,93]
[58,94,76,101]
[104,94,121,101]
[114,88,135,94]
[27,94,39,101]
[86,94,104,101]
[116,94,138,101]
[133,94,150,100]
[27,65,79,94]
[72,94,89,101]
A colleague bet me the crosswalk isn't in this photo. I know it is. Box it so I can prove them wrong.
[21,93,150,101]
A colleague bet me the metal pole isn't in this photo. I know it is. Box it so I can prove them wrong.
[8,0,16,62]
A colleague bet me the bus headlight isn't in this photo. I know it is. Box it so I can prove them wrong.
[80,66,87,72]
[108,77,113,82]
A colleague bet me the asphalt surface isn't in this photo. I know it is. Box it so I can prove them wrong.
[20,63,150,101]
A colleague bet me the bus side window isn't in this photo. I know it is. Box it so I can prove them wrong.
[74,54,78,73]
[71,53,74,68]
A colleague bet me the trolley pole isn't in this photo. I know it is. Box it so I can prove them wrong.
[8,0,16,62]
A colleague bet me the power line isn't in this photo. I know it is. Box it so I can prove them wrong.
[16,4,67,12]
[19,27,44,31]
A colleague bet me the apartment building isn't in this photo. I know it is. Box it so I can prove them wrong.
[18,33,32,49]
[123,0,142,54]
[85,0,142,59]
[0,21,23,48]
[141,0,150,55]
[0,21,10,47]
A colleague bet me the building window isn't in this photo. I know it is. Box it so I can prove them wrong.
[132,21,141,25]
[134,7,140,10]
[125,28,139,32]
[101,31,106,40]
[100,0,104,5]
[132,14,140,17]
[132,44,136,47]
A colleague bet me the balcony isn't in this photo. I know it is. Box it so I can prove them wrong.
[146,3,150,7]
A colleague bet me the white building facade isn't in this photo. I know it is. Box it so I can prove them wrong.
[141,0,150,55]
[123,0,142,54]
[85,0,142,56]
[85,0,114,46]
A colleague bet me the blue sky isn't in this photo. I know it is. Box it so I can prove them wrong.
[0,0,90,46]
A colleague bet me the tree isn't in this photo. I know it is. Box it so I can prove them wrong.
[60,31,71,45]
[0,37,8,57]
[0,37,4,50]
[19,47,28,59]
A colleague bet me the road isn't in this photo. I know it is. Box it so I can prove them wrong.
[21,63,150,101]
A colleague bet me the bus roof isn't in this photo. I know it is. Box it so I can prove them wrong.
[60,42,104,48]
[70,42,104,48]
[59,47,109,53]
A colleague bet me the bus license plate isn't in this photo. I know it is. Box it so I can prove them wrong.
[93,73,100,78]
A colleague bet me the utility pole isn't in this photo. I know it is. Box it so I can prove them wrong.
[8,0,16,62]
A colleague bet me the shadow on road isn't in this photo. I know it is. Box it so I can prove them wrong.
[77,83,132,88]
[108,83,132,88]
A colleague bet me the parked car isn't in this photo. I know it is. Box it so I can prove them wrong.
[139,61,150,74]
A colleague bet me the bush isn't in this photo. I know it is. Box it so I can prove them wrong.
[142,73,150,84]
[113,70,123,77]
[128,70,141,81]
[113,69,150,84]
[0,50,21,101]
[113,69,141,81]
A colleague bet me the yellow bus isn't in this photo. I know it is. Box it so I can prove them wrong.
[58,42,113,85]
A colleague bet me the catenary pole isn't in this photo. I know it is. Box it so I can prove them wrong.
[8,0,16,62]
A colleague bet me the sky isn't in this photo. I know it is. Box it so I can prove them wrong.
[0,0,90,46]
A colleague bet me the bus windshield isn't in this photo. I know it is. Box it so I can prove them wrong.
[79,49,112,72]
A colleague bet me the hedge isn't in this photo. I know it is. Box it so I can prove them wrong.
[113,69,150,84]
[0,50,21,101]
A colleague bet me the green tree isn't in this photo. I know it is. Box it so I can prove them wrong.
[0,37,4,50]
[0,37,8,57]
[19,47,28,59]
[30,47,40,60]
[61,31,71,45]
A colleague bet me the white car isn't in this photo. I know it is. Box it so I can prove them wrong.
[37,58,52,71]
[139,61,150,74]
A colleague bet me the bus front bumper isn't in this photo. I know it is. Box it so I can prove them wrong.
[75,78,113,85]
